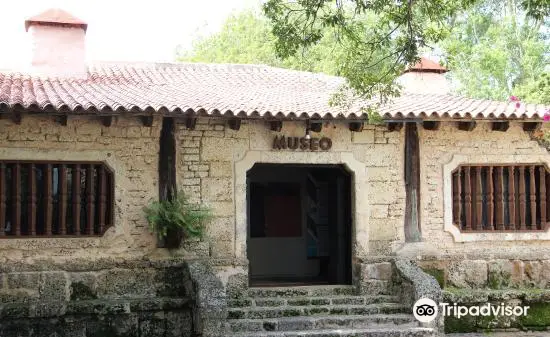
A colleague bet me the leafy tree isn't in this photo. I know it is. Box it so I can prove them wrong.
[178,10,345,75]
[516,72,550,105]
[441,0,549,102]
[262,0,549,104]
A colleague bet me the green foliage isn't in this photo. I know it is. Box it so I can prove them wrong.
[515,72,550,105]
[441,0,549,102]
[178,0,549,111]
[143,191,212,240]
[262,0,479,103]
[178,9,344,75]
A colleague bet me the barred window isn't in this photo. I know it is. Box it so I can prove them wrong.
[452,164,550,232]
[0,162,114,237]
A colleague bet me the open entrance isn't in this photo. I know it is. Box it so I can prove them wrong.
[247,163,352,287]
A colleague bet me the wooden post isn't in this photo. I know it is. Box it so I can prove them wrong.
[44,164,53,236]
[519,166,527,230]
[508,166,515,230]
[59,165,67,235]
[13,163,21,236]
[159,118,177,202]
[86,165,95,235]
[495,167,504,230]
[0,164,5,236]
[28,164,37,235]
[464,167,472,230]
[404,123,421,242]
[73,164,81,235]
[487,167,494,230]
[98,166,107,235]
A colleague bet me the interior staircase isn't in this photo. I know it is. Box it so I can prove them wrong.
[226,285,437,337]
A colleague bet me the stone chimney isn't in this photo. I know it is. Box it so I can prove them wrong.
[25,8,88,79]
[397,58,450,95]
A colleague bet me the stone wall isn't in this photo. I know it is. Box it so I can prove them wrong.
[175,118,406,260]
[0,115,160,262]
[0,257,194,337]
[399,121,550,260]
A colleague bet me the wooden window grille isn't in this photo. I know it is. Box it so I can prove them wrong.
[452,164,550,232]
[0,161,114,237]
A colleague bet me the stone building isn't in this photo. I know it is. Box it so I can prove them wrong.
[1,8,550,337]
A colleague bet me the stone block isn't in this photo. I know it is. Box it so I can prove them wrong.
[209,161,233,177]
[6,272,41,291]
[39,271,70,302]
[154,266,189,297]
[96,268,156,298]
[367,167,394,182]
[209,240,233,258]
[351,130,375,144]
[369,204,389,218]
[206,217,234,240]
[202,177,232,201]
[541,260,550,288]
[524,261,542,287]
[139,312,167,337]
[201,137,248,161]
[487,260,514,289]
[447,260,487,288]
[165,311,193,337]
[208,201,235,217]
[367,181,400,204]
[368,219,399,241]
[362,262,392,280]
[76,123,102,136]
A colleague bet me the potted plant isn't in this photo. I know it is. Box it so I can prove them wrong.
[144,191,212,248]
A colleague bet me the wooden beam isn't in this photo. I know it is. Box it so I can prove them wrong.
[140,116,154,127]
[185,117,197,130]
[55,115,68,126]
[100,116,113,127]
[458,121,476,131]
[310,122,323,133]
[158,117,177,247]
[523,122,541,132]
[270,121,283,132]
[11,111,21,125]
[386,122,403,132]
[159,117,176,202]
[228,118,241,131]
[404,123,421,242]
[422,121,440,130]
[349,121,364,132]
[492,121,509,132]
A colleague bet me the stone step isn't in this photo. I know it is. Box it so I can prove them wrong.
[229,296,401,308]
[227,314,418,332]
[228,303,408,319]
[247,285,357,298]
[229,327,436,337]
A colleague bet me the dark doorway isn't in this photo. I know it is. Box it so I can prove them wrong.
[247,164,352,287]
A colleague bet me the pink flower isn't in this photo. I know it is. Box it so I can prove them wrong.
[545,113,550,122]
[509,95,519,102]
[515,102,521,109]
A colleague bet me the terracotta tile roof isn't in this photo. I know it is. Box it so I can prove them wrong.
[0,62,547,120]
[405,58,448,73]
[25,8,87,32]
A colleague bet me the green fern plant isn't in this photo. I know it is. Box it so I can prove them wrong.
[144,191,212,240]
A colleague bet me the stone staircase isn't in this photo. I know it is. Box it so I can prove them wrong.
[226,285,437,337]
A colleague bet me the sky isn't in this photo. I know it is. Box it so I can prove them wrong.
[0,0,259,69]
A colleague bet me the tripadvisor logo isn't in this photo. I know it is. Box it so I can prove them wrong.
[412,298,530,323]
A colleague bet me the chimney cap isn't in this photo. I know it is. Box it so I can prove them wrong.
[25,8,87,32]
[404,57,447,74]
